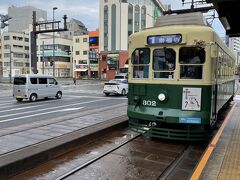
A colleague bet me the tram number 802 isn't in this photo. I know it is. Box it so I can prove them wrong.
[142,100,157,107]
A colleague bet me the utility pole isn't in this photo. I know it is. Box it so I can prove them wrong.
[42,41,45,74]
[53,7,58,77]
[31,11,67,75]
[31,11,37,74]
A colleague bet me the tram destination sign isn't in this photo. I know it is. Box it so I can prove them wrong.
[147,34,182,45]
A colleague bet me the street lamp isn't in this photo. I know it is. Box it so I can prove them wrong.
[9,45,13,83]
[53,7,58,77]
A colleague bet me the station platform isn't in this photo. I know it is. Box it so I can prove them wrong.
[0,104,127,179]
[191,95,240,180]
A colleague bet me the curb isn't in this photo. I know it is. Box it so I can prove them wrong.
[0,115,128,179]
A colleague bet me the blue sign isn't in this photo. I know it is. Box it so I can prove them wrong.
[147,34,182,45]
[179,117,201,124]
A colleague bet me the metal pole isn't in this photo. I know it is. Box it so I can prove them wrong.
[9,45,12,83]
[42,41,44,74]
[53,7,57,77]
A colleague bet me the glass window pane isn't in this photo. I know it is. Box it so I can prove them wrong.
[179,47,205,64]
[180,65,202,79]
[30,78,37,84]
[131,48,150,64]
[14,77,26,85]
[39,78,47,84]
[153,48,176,71]
[154,72,174,79]
[133,65,149,78]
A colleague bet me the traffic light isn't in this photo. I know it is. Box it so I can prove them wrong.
[50,60,54,66]
[0,14,12,29]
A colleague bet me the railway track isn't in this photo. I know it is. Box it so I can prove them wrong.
[10,125,206,180]
[55,132,141,180]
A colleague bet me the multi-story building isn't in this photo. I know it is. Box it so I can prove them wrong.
[37,33,72,77]
[73,30,99,79]
[60,18,88,40]
[1,32,30,78]
[89,30,99,78]
[99,0,165,79]
[8,5,47,32]
[73,35,89,79]
[227,36,240,67]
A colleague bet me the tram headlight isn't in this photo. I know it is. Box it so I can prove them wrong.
[158,93,166,102]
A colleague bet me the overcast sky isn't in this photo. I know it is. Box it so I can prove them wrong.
[0,0,225,36]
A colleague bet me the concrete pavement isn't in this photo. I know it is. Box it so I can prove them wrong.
[0,102,128,179]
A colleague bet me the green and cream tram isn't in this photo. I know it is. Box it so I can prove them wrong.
[127,13,235,140]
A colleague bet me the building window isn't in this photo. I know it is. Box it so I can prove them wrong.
[83,51,88,55]
[4,45,10,49]
[25,46,29,50]
[75,51,80,55]
[4,53,10,58]
[4,36,10,40]
[134,5,140,33]
[13,36,23,41]
[13,53,24,58]
[111,4,117,51]
[25,38,29,42]
[128,4,133,37]
[83,38,88,42]
[76,38,79,43]
[141,6,146,30]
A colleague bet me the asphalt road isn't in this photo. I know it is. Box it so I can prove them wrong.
[0,81,127,129]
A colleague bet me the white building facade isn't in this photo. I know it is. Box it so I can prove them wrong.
[73,35,89,79]
[99,0,165,52]
[1,32,30,78]
[37,33,73,77]
[228,37,240,66]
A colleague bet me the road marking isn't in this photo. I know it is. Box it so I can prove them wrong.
[0,104,49,113]
[0,97,84,110]
[61,107,84,111]
[0,99,109,121]
[190,103,236,180]
[0,107,85,123]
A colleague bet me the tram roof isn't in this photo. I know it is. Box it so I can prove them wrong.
[155,12,210,27]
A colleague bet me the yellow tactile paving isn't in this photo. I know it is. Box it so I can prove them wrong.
[190,103,236,180]
[218,112,240,180]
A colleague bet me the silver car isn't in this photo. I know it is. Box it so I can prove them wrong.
[13,74,62,102]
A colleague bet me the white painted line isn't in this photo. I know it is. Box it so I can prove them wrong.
[0,97,83,110]
[0,107,85,123]
[0,98,108,120]
[61,107,84,111]
[0,104,48,113]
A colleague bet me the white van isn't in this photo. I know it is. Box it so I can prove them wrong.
[13,74,62,102]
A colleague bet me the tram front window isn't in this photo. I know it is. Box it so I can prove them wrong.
[179,47,205,79]
[153,48,176,79]
[131,48,150,79]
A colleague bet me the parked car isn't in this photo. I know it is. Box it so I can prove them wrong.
[114,74,128,80]
[103,79,128,96]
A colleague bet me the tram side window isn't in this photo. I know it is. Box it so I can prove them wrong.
[179,47,205,79]
[152,48,176,79]
[131,48,150,78]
